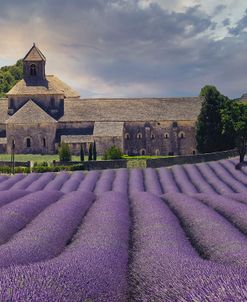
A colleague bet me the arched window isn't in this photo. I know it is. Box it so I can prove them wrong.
[178,131,185,139]
[164,133,169,139]
[125,133,130,140]
[137,133,142,139]
[26,138,31,148]
[140,149,146,155]
[155,149,160,156]
[172,121,178,128]
[30,64,37,76]
[151,133,155,140]
[43,138,46,148]
[193,150,196,155]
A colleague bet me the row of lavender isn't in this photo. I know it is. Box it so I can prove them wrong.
[1,187,247,300]
[0,158,246,195]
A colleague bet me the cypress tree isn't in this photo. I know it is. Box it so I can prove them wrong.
[88,143,93,161]
[93,140,97,161]
[80,144,84,162]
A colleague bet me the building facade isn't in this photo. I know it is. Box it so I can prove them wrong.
[0,44,203,156]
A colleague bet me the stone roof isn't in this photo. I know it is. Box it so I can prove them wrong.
[6,100,57,124]
[0,99,9,124]
[61,135,94,143]
[7,75,80,98]
[59,97,203,122]
[93,122,124,137]
[23,44,46,61]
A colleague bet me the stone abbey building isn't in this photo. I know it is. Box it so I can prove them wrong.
[0,44,203,156]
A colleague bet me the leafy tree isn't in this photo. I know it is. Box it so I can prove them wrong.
[88,143,93,161]
[80,144,84,162]
[103,145,123,160]
[0,60,23,98]
[196,85,235,153]
[93,141,97,161]
[58,142,71,162]
[221,102,247,165]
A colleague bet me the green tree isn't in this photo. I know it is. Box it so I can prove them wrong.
[0,59,23,98]
[58,142,71,162]
[80,144,84,162]
[103,145,123,160]
[196,85,235,153]
[93,140,97,161]
[88,143,93,161]
[221,102,247,165]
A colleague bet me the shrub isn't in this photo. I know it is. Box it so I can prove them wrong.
[88,143,93,161]
[93,141,97,161]
[58,142,71,162]
[80,144,84,162]
[103,145,123,160]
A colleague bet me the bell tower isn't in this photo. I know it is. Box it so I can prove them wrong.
[23,43,46,84]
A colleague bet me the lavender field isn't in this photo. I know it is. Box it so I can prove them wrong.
[1,158,247,301]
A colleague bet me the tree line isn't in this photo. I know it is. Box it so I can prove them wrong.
[0,60,23,98]
[196,85,247,166]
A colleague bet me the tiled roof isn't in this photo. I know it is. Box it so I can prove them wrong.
[0,99,9,124]
[6,100,57,124]
[7,75,80,98]
[59,97,203,122]
[61,135,94,143]
[23,44,46,61]
[93,122,124,137]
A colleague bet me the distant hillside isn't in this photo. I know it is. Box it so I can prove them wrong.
[0,60,23,98]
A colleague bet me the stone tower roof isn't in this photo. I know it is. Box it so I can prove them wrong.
[6,100,57,124]
[7,75,80,98]
[23,43,46,62]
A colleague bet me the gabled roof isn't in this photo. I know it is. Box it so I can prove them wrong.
[6,75,80,98]
[93,122,124,137]
[59,97,203,122]
[6,100,57,124]
[23,43,46,61]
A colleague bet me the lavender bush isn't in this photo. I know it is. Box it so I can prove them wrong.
[43,172,70,191]
[143,168,163,196]
[60,172,84,193]
[0,174,25,190]
[129,169,145,195]
[170,165,198,194]
[0,190,63,245]
[11,173,41,190]
[77,170,100,192]
[94,169,115,194]
[157,167,180,193]
[26,172,56,191]
[163,192,247,266]
[112,168,129,194]
[0,191,95,268]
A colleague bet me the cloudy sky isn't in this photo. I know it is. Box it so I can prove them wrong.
[0,0,247,98]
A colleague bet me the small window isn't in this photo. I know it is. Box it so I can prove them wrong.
[30,64,37,76]
[155,149,160,156]
[125,133,130,140]
[43,138,46,148]
[137,133,142,139]
[140,149,146,155]
[26,138,31,148]
[151,133,155,140]
[193,150,196,155]
[173,121,178,128]
[164,133,169,139]
[178,131,185,139]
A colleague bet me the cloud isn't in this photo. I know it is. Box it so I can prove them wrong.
[0,0,246,98]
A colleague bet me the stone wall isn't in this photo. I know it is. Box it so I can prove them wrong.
[146,149,238,168]
[6,123,57,154]
[123,120,196,156]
